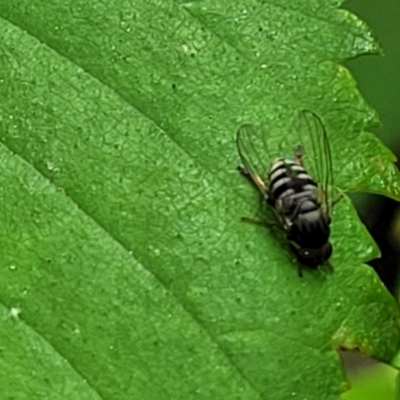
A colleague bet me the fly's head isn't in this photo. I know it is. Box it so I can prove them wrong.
[290,242,332,268]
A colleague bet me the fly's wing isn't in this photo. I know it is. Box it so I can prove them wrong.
[237,122,297,197]
[292,110,334,216]
[236,124,270,196]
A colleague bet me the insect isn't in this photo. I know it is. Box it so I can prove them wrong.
[236,110,336,273]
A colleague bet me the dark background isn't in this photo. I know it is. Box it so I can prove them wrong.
[345,0,400,296]
[341,1,400,398]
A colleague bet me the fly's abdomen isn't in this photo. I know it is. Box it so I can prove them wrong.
[268,159,318,205]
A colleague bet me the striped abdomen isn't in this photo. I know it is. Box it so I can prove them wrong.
[268,158,331,257]
[268,159,319,220]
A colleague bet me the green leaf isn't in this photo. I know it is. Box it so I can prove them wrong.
[0,1,399,399]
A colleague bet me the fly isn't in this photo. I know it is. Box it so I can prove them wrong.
[236,110,337,274]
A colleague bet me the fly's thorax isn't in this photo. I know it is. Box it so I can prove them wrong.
[288,206,332,268]
[288,206,331,249]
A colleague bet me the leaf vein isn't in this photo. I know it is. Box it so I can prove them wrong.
[0,303,105,400]
[0,139,262,398]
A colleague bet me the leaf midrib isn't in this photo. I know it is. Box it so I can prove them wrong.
[0,12,267,398]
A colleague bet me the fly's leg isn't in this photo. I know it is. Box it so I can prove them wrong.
[237,165,255,184]
[240,196,280,230]
[297,265,304,278]
[237,166,279,229]
[237,165,270,203]
[237,166,268,195]
[295,145,305,167]
[237,165,251,179]
[323,261,334,274]
[320,191,343,212]
[241,216,280,229]
[331,194,343,207]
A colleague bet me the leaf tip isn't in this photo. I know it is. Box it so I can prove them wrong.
[332,326,373,356]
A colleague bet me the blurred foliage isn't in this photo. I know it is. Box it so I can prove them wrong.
[345,0,400,295]
[343,0,400,399]
[345,0,400,147]
[342,363,396,400]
